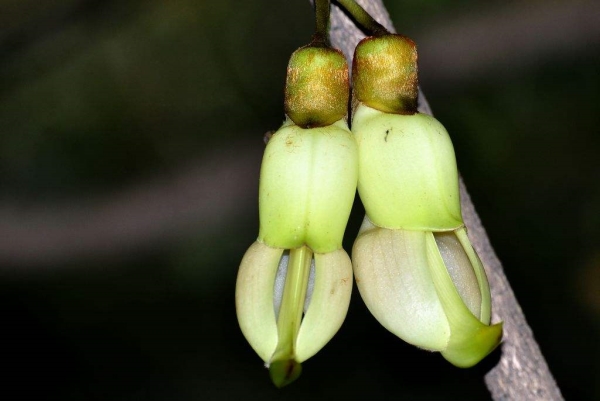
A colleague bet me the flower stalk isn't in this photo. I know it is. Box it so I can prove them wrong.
[313,0,331,45]
[336,0,388,36]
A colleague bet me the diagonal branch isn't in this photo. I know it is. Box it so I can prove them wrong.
[327,0,563,399]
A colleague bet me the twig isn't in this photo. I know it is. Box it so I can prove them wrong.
[327,0,564,399]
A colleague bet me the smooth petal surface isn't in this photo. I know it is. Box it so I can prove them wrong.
[425,232,502,367]
[258,119,358,253]
[455,227,492,324]
[434,231,482,320]
[296,249,353,362]
[235,241,283,362]
[352,104,462,231]
[353,219,450,350]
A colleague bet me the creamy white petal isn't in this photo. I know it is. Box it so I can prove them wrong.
[353,222,450,350]
[295,249,353,362]
[235,241,283,362]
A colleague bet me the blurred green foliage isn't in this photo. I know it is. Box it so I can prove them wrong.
[1,0,598,400]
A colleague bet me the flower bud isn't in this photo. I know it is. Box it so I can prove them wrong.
[351,35,502,366]
[237,37,355,385]
[237,116,357,386]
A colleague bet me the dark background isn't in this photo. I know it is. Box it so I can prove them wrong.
[1,0,598,399]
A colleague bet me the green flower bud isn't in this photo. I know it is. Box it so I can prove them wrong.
[285,46,349,128]
[236,117,357,386]
[351,37,502,365]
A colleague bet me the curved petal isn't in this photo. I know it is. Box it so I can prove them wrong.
[424,233,502,367]
[235,241,283,362]
[455,227,492,324]
[434,231,482,320]
[352,222,450,350]
[295,249,353,362]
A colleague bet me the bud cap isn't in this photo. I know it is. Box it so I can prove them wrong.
[352,34,418,114]
[285,46,349,128]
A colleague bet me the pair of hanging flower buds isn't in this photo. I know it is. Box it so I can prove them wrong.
[235,0,502,388]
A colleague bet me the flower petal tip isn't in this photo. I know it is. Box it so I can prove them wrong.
[269,359,302,388]
[442,321,503,368]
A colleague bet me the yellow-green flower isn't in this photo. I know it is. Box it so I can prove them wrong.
[235,45,357,387]
[351,34,502,367]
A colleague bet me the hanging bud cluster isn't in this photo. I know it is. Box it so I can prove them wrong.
[235,0,502,388]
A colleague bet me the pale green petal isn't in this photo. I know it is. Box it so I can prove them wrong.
[353,221,450,350]
[425,233,502,367]
[269,245,312,385]
[434,231,482,320]
[352,104,462,231]
[455,227,492,324]
[295,249,353,362]
[258,119,358,253]
[235,241,283,362]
